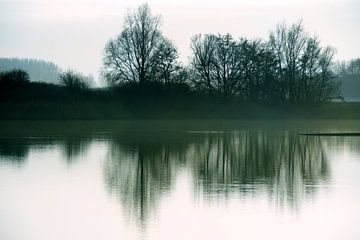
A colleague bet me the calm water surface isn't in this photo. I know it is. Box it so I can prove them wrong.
[1,121,360,240]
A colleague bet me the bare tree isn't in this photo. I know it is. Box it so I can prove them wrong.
[241,40,279,102]
[189,34,217,95]
[190,34,280,102]
[59,70,89,91]
[269,21,307,102]
[269,21,339,103]
[103,4,180,86]
[346,59,360,76]
[334,58,360,101]
[190,34,246,99]
[151,38,182,85]
[317,47,339,101]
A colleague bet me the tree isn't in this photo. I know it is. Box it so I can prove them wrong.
[103,4,180,86]
[345,59,360,76]
[0,69,30,90]
[240,39,279,102]
[334,59,360,79]
[333,58,360,101]
[151,38,182,85]
[190,34,280,102]
[317,47,339,101]
[190,34,246,100]
[269,21,307,102]
[269,21,340,103]
[59,70,89,91]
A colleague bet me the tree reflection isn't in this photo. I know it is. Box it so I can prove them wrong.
[104,134,191,229]
[189,132,330,209]
[0,138,31,166]
[103,131,334,229]
[61,137,91,164]
[0,136,92,166]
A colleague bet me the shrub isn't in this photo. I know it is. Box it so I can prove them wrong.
[0,69,30,89]
[59,70,89,91]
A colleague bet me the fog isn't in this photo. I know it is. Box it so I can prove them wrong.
[1,0,359,83]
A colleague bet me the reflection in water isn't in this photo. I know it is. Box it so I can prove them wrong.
[189,132,330,210]
[61,137,91,164]
[0,138,30,165]
[103,131,332,228]
[104,135,190,228]
[0,138,59,166]
[0,136,92,167]
[1,131,359,235]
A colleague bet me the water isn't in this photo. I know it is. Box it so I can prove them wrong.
[1,121,360,240]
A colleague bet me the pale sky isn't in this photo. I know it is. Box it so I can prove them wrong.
[1,0,359,83]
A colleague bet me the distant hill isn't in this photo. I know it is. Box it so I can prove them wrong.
[0,58,60,84]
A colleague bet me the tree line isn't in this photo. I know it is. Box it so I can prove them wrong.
[1,4,354,105]
[0,58,95,92]
[335,59,360,101]
[0,58,60,84]
[103,4,342,103]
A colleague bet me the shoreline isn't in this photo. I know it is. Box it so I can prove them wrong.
[1,102,360,121]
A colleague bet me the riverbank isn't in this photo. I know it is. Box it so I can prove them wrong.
[0,101,360,120]
[1,119,360,138]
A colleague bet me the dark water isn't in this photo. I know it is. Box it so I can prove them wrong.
[1,121,360,240]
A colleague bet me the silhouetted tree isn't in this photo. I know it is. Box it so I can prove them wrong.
[317,47,340,101]
[151,38,183,85]
[190,34,246,100]
[59,70,89,91]
[103,4,181,86]
[0,69,30,90]
[269,21,340,102]
[240,40,279,102]
[269,21,307,102]
[190,34,281,102]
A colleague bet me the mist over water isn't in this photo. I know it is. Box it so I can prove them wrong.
[1,125,360,240]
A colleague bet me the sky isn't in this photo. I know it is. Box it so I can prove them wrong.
[0,0,359,84]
